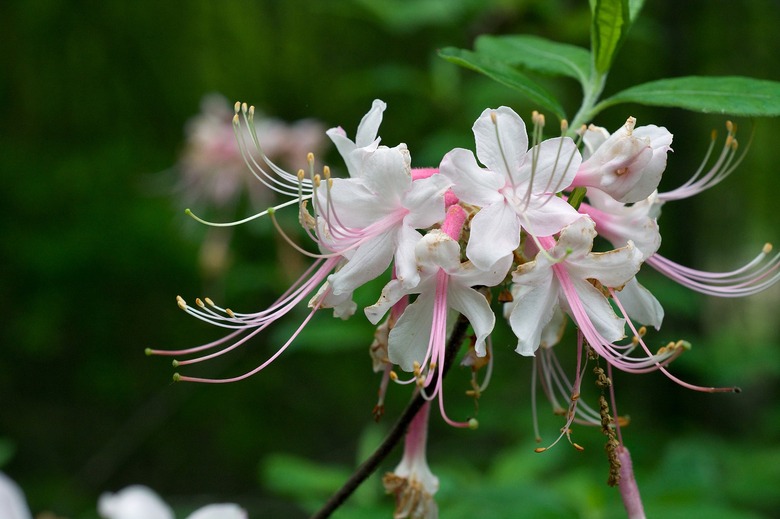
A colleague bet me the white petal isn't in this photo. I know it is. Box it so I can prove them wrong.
[472,106,528,181]
[616,277,664,330]
[507,271,559,356]
[186,504,247,519]
[415,231,461,273]
[395,226,424,289]
[581,124,610,160]
[324,178,393,229]
[516,137,581,193]
[359,145,412,201]
[439,148,505,206]
[403,174,450,229]
[388,288,436,371]
[328,231,395,296]
[567,242,643,289]
[466,201,520,271]
[355,99,387,148]
[539,306,567,349]
[519,193,581,238]
[447,285,496,356]
[568,278,626,343]
[0,472,32,519]
[365,279,412,325]
[554,216,597,258]
[452,253,512,289]
[98,486,174,519]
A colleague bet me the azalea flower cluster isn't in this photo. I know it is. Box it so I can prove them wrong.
[151,100,779,517]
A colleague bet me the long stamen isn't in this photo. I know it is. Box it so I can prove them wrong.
[659,121,751,201]
[647,243,780,297]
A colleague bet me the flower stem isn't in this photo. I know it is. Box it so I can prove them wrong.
[310,314,471,519]
[617,445,646,519]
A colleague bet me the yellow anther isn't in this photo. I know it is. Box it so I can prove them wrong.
[726,120,734,133]
[234,101,241,113]
[226,308,235,318]
[573,443,585,451]
[638,326,647,337]
[725,135,734,148]
[763,243,773,254]
[232,113,239,125]
[429,361,436,371]
[490,111,498,124]
[205,297,215,306]
[389,370,398,381]
[560,119,569,133]
[534,447,547,453]
[307,152,315,165]
[177,297,187,310]
[328,178,333,189]
[241,102,248,114]
[195,298,205,308]
[297,169,305,181]
[313,174,321,187]
[248,105,255,117]
[322,165,331,179]
[571,392,580,402]
[711,129,718,141]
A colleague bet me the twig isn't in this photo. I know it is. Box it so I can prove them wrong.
[311,314,471,519]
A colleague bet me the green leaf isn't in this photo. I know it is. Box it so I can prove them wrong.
[590,0,630,74]
[438,47,566,119]
[628,0,646,22]
[598,76,780,116]
[474,35,591,88]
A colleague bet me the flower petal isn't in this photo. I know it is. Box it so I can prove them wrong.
[0,472,32,519]
[568,278,626,343]
[516,136,581,193]
[365,279,411,325]
[388,287,436,371]
[473,106,528,182]
[355,99,387,148]
[439,148,504,206]
[328,231,395,296]
[616,277,664,330]
[187,504,247,519]
[403,174,450,229]
[447,285,495,356]
[98,485,174,519]
[466,201,520,271]
[507,270,559,356]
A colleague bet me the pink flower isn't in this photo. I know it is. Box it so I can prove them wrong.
[572,117,673,203]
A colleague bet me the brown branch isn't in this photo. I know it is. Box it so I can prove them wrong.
[311,314,471,519]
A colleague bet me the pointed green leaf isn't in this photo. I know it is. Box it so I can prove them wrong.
[438,47,566,119]
[628,0,645,22]
[590,0,630,74]
[598,76,780,116]
[474,35,591,88]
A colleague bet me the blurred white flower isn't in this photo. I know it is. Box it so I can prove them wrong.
[98,485,246,519]
[0,472,32,519]
[178,93,327,210]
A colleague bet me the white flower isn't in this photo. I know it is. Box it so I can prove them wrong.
[0,472,32,519]
[572,118,673,203]
[440,106,582,270]
[98,485,245,519]
[507,216,642,356]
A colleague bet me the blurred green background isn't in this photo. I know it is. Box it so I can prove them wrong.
[2,0,779,517]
